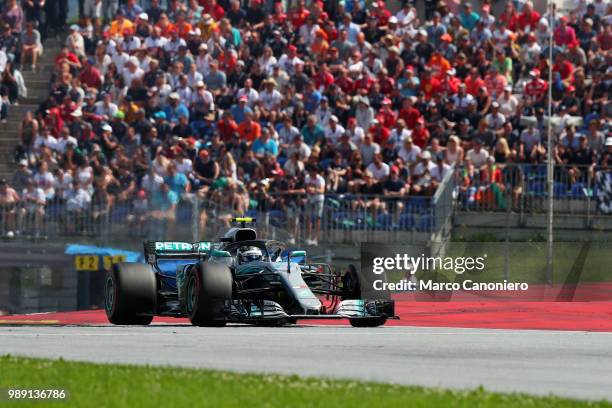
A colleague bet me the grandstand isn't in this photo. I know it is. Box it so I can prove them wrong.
[0,0,610,247]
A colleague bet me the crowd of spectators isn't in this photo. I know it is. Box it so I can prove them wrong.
[0,0,611,243]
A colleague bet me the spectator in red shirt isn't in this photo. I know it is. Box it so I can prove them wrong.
[524,69,548,104]
[369,119,391,145]
[399,97,421,130]
[291,0,310,29]
[464,67,486,97]
[554,16,577,47]
[55,46,81,70]
[516,1,540,33]
[79,58,102,90]
[552,53,574,83]
[499,2,518,31]
[440,69,461,97]
[377,98,397,129]
[411,117,430,148]
[420,69,441,99]
[202,0,225,21]
[217,110,238,142]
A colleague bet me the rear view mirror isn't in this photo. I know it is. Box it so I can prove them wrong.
[289,250,307,261]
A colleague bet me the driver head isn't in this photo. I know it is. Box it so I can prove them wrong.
[238,246,263,264]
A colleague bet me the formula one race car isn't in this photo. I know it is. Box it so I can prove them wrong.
[104,218,396,327]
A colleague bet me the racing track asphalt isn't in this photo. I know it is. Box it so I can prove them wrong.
[1,325,612,401]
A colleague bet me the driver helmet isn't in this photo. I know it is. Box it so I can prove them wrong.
[238,246,263,263]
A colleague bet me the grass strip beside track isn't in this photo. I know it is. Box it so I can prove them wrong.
[0,356,610,407]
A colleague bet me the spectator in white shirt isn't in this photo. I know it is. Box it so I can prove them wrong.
[398,136,421,165]
[366,153,390,181]
[324,116,345,145]
[466,138,490,168]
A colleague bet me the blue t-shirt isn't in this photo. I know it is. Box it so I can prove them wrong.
[165,173,189,195]
[151,190,179,211]
[252,138,279,157]
[230,104,253,124]
[460,11,480,31]
[164,103,190,124]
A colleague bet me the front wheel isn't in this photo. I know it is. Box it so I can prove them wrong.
[105,263,156,325]
[186,262,232,327]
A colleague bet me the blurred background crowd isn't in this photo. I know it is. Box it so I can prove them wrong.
[0,0,610,243]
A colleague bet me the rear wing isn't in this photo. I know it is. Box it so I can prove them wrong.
[143,241,214,262]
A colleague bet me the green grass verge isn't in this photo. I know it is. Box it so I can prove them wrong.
[0,356,610,408]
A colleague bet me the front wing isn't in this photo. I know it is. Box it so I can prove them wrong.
[229,299,397,324]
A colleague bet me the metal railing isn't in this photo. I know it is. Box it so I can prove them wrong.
[455,164,612,217]
[0,190,444,244]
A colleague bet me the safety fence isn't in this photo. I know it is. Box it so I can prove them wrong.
[455,164,612,218]
[0,188,451,245]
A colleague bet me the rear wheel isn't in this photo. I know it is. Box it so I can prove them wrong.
[342,264,362,300]
[105,263,156,325]
[186,262,232,327]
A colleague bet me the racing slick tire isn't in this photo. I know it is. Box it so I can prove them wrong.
[349,316,388,327]
[186,262,232,327]
[342,264,362,300]
[105,263,156,325]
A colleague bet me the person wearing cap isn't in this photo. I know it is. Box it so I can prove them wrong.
[410,116,429,149]
[190,79,214,118]
[520,31,541,66]
[100,123,118,156]
[440,68,460,96]
[497,85,518,118]
[524,68,548,105]
[566,39,586,68]
[599,137,612,167]
[556,84,580,115]
[164,92,189,124]
[411,150,436,195]
[229,94,252,125]
[258,78,282,112]
[324,115,345,145]
[554,14,577,47]
[12,159,32,194]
